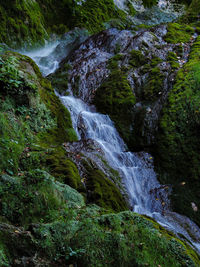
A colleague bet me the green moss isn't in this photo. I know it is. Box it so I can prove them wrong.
[72,0,127,34]
[142,66,164,101]
[0,51,76,175]
[0,170,62,225]
[164,23,195,44]
[0,111,31,175]
[0,0,129,48]
[82,159,128,212]
[45,147,84,192]
[0,52,38,106]
[0,242,9,267]
[128,53,164,102]
[126,0,136,16]
[129,49,146,68]
[0,0,47,48]
[167,51,180,69]
[49,63,71,95]
[38,76,77,145]
[154,36,200,226]
[94,64,136,147]
[150,56,163,67]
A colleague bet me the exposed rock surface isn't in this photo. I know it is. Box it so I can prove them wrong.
[51,23,195,149]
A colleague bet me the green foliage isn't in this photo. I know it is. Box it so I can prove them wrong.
[0,170,84,225]
[31,211,200,266]
[0,241,9,266]
[0,53,37,106]
[0,111,31,175]
[155,36,200,226]
[0,52,59,175]
[164,23,195,44]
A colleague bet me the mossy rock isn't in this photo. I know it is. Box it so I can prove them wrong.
[154,36,200,226]
[0,51,39,107]
[49,63,71,95]
[72,0,128,34]
[142,66,164,101]
[82,159,128,212]
[0,0,129,48]
[129,49,146,68]
[167,51,180,69]
[0,51,76,175]
[45,147,85,192]
[0,0,47,48]
[164,23,195,44]
[38,78,77,145]
[94,67,136,148]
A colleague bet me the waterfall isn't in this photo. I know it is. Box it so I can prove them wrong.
[60,95,200,253]
[22,10,200,253]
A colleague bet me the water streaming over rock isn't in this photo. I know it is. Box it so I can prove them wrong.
[61,95,200,253]
[20,28,89,76]
[22,0,200,253]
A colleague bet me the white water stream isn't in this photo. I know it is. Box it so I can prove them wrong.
[21,1,200,253]
[60,95,200,253]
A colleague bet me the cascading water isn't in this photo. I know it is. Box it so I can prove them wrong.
[61,95,200,253]
[22,1,200,253]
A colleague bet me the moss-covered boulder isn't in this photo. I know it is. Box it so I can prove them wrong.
[45,147,84,192]
[0,50,77,176]
[82,159,128,212]
[154,36,200,226]
[94,68,136,147]
[1,208,199,266]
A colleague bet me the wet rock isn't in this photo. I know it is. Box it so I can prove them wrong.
[63,138,129,208]
[56,22,197,149]
[53,24,177,148]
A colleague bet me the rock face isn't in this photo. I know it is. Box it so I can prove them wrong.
[52,23,194,150]
[49,0,200,230]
